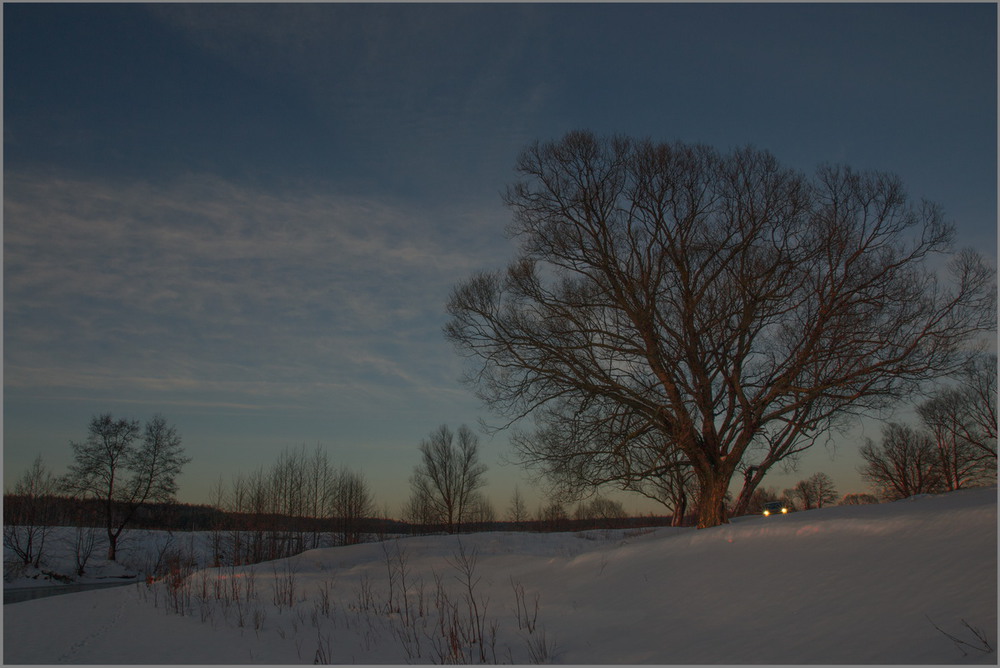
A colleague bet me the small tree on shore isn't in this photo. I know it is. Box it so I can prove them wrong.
[60,413,190,561]
[3,456,58,567]
[67,504,100,576]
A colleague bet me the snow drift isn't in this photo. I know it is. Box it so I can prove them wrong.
[3,487,996,664]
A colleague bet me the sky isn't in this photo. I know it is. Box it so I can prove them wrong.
[4,3,997,515]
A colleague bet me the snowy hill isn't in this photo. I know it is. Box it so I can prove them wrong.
[3,487,996,664]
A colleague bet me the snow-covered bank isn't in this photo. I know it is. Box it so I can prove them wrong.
[3,527,211,589]
[4,487,996,664]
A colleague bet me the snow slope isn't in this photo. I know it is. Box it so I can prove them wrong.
[4,487,996,664]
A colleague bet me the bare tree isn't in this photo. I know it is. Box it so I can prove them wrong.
[61,413,190,560]
[245,466,272,562]
[917,353,997,492]
[269,445,308,555]
[858,423,942,500]
[214,445,376,561]
[67,504,100,577]
[223,471,254,564]
[304,445,333,548]
[839,493,879,505]
[627,445,697,526]
[406,424,488,533]
[960,353,997,459]
[574,496,627,528]
[332,466,376,545]
[465,492,497,524]
[918,388,995,490]
[511,402,696,526]
[507,486,530,526]
[446,131,995,528]
[402,485,436,529]
[537,500,568,531]
[810,472,839,508]
[3,456,57,568]
[208,475,227,566]
[789,472,839,510]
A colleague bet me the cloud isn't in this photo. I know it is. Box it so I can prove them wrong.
[4,171,508,409]
[146,4,552,174]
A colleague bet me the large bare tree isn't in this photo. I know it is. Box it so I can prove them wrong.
[445,131,995,528]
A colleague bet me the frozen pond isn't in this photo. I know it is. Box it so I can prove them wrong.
[4,580,137,605]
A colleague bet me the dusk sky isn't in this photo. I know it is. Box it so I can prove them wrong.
[4,3,997,514]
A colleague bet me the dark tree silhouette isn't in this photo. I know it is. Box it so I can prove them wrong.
[858,423,942,500]
[839,493,879,505]
[3,456,57,567]
[406,424,488,533]
[61,414,190,560]
[960,354,997,459]
[919,390,994,491]
[789,472,839,510]
[446,131,995,528]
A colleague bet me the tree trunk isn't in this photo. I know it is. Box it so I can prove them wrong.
[670,492,687,527]
[107,530,118,561]
[731,469,766,518]
[695,476,730,529]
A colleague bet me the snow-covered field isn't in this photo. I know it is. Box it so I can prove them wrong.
[3,487,996,664]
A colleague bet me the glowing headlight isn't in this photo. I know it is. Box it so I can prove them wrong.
[781,508,788,514]
[763,510,770,516]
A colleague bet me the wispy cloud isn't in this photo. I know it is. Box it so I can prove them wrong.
[147,4,551,177]
[4,171,507,409]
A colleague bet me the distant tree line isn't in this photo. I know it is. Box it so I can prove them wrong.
[205,443,381,565]
[7,364,994,577]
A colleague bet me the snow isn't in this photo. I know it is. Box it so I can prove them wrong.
[4,487,996,664]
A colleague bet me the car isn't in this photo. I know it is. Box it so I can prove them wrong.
[762,501,789,516]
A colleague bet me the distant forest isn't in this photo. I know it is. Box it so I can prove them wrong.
[2,494,674,536]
